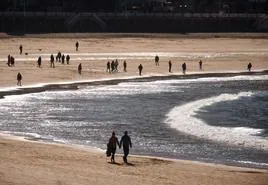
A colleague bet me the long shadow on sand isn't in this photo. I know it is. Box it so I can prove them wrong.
[108,162,135,166]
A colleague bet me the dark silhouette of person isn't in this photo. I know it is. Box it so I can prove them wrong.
[66,55,70,64]
[155,55,159,66]
[17,72,22,86]
[247,62,252,71]
[50,54,55,68]
[123,60,127,72]
[138,64,143,76]
[168,60,172,73]
[114,59,119,72]
[61,54,65,64]
[111,60,115,72]
[19,45,23,55]
[10,56,15,67]
[78,63,82,75]
[119,131,132,164]
[182,62,186,74]
[107,132,120,163]
[76,41,79,51]
[37,56,42,68]
[56,52,61,62]
[107,61,111,72]
[7,54,11,66]
[199,60,203,70]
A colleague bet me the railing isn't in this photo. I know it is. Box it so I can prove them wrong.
[1,12,268,19]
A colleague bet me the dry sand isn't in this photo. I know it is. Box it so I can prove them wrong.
[0,33,268,185]
[0,33,267,88]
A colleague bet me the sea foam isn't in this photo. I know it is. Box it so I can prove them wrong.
[165,92,268,150]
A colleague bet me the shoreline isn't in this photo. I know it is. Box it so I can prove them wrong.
[1,132,268,170]
[1,70,267,99]
[0,133,268,185]
[1,70,268,170]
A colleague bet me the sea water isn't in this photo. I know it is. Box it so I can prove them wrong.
[0,74,267,168]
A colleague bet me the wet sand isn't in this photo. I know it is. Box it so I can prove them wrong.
[0,134,268,185]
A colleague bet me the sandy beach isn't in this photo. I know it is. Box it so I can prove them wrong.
[0,134,267,185]
[0,33,268,88]
[0,33,268,185]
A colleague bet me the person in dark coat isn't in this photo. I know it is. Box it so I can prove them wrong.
[7,54,11,66]
[114,59,119,72]
[19,45,23,55]
[76,41,79,51]
[78,63,82,75]
[107,132,120,163]
[138,64,143,76]
[247,62,252,71]
[119,131,132,164]
[61,54,65,64]
[107,61,111,73]
[66,55,70,64]
[168,60,172,73]
[10,56,15,67]
[50,54,55,68]
[123,60,127,72]
[37,56,42,68]
[17,72,22,86]
[111,60,115,72]
[155,55,159,66]
[56,52,61,62]
[199,60,203,70]
[182,62,186,74]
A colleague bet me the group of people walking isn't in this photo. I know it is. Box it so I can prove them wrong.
[106,59,144,76]
[106,60,120,73]
[7,54,15,67]
[106,131,132,164]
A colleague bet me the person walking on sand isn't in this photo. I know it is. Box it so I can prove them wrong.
[123,60,127,72]
[199,60,203,70]
[182,62,186,74]
[168,60,172,73]
[50,54,55,68]
[247,62,252,72]
[56,51,61,62]
[111,60,115,72]
[19,45,23,55]
[76,41,79,51]
[7,54,11,66]
[61,54,65,64]
[78,63,82,75]
[115,59,119,72]
[106,61,111,72]
[17,72,22,86]
[107,132,120,163]
[138,64,143,76]
[119,131,132,164]
[10,56,15,67]
[66,55,70,64]
[155,55,159,66]
[37,56,42,68]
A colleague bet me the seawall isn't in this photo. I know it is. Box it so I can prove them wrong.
[0,12,268,33]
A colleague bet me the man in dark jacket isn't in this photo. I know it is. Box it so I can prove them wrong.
[17,72,22,86]
[120,131,132,164]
